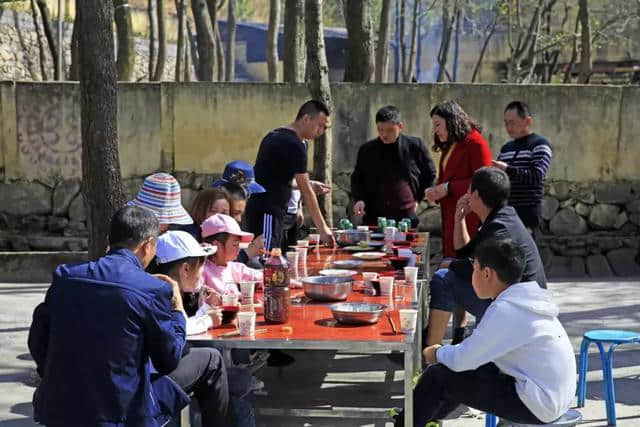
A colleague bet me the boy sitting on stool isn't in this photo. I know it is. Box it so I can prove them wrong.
[395,238,575,426]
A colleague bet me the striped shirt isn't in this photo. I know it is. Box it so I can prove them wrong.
[497,133,552,208]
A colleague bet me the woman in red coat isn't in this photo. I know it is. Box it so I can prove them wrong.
[424,101,492,259]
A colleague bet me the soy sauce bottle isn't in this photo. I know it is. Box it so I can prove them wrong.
[264,248,291,323]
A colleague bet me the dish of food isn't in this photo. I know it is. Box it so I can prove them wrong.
[352,252,386,261]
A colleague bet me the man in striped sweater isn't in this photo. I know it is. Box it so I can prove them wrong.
[492,101,552,238]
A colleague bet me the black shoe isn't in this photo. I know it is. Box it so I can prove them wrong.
[452,326,467,345]
[266,349,295,367]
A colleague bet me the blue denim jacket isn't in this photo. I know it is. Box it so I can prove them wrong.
[28,249,189,426]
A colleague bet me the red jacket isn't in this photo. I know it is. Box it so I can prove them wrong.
[436,129,493,258]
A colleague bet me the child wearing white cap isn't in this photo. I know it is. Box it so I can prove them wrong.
[154,230,222,335]
[155,230,258,427]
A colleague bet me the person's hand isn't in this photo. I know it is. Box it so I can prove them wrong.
[455,193,472,222]
[203,287,222,307]
[246,235,265,258]
[154,274,184,311]
[424,183,448,202]
[296,209,304,226]
[320,225,336,247]
[208,308,223,328]
[353,200,366,217]
[422,344,442,365]
[491,160,508,170]
[310,180,331,196]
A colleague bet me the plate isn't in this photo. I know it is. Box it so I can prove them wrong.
[332,259,364,268]
[352,252,386,261]
[342,245,373,252]
[319,269,358,277]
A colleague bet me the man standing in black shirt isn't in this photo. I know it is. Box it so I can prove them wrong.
[245,100,336,251]
[492,101,553,237]
[351,105,436,227]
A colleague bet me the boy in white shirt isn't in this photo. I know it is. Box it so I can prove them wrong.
[395,238,576,426]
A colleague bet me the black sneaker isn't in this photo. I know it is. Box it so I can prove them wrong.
[266,349,295,367]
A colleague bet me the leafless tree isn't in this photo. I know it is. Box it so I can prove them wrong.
[114,0,136,81]
[283,0,306,82]
[153,0,167,80]
[148,0,157,79]
[29,0,48,80]
[577,0,592,83]
[36,0,59,79]
[404,0,420,82]
[191,0,215,80]
[225,0,236,81]
[344,0,374,82]
[266,0,281,81]
[375,0,392,82]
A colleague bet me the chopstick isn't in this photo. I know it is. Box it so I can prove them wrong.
[219,328,268,338]
[386,312,398,335]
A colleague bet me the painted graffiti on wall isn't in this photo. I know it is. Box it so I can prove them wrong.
[16,85,82,179]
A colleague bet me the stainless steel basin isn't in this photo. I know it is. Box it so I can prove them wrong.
[329,302,387,325]
[302,276,353,301]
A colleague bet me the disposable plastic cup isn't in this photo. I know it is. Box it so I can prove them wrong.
[238,311,256,336]
[379,276,394,296]
[239,281,255,304]
[399,309,418,335]
[404,266,419,286]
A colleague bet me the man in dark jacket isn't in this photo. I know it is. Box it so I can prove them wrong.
[28,206,234,427]
[351,105,436,227]
[425,167,547,347]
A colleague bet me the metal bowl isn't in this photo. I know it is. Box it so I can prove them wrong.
[302,276,353,301]
[334,229,370,247]
[329,302,387,325]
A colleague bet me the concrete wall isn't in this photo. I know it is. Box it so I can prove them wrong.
[1,81,639,183]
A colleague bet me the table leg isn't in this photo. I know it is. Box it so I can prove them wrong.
[404,348,414,427]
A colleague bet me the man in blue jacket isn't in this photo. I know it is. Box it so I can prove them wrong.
[28,206,234,427]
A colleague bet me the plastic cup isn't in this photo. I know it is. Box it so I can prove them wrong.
[399,309,418,335]
[297,240,309,247]
[238,311,256,336]
[286,251,300,280]
[362,272,378,283]
[404,266,419,286]
[379,276,394,296]
[384,226,397,242]
[308,234,320,245]
[222,293,239,307]
[239,281,256,304]
[357,225,369,231]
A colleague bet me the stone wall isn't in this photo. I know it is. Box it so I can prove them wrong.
[0,11,176,82]
[1,81,639,277]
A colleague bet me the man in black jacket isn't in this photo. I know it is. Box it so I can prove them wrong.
[426,167,547,347]
[351,105,436,227]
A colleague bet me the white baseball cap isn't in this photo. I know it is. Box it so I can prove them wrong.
[156,230,216,264]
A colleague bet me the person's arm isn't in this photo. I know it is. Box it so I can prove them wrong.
[295,172,335,246]
[452,194,472,251]
[506,142,553,185]
[435,303,530,372]
[28,301,50,378]
[416,139,437,198]
[144,278,186,375]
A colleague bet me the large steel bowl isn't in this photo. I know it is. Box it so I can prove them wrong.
[334,229,370,247]
[329,302,387,325]
[302,276,353,302]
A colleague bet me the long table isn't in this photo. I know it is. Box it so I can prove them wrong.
[188,233,430,427]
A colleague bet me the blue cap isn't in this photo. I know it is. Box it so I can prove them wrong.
[211,160,266,196]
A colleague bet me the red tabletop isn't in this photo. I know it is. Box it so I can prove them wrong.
[188,234,428,350]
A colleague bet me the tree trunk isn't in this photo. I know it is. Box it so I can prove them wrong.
[225,0,236,81]
[375,0,391,82]
[205,0,219,80]
[344,0,374,82]
[190,0,215,80]
[403,0,419,82]
[451,7,461,82]
[29,0,48,80]
[283,0,305,83]
[36,0,59,80]
[563,14,580,83]
[436,0,457,82]
[471,12,498,83]
[175,0,185,81]
[148,0,157,80]
[215,23,225,81]
[577,0,592,84]
[266,0,281,82]
[78,0,126,259]
[114,0,136,81]
[399,0,407,78]
[305,0,333,226]
[153,0,166,80]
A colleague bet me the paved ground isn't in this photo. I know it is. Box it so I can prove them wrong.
[1,280,639,427]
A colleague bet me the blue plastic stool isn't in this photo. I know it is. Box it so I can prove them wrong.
[485,408,582,426]
[577,329,640,426]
